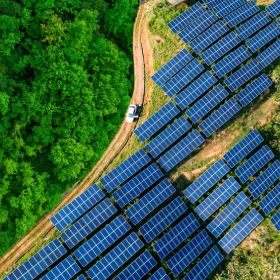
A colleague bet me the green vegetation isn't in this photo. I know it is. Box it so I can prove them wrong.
[0,0,138,256]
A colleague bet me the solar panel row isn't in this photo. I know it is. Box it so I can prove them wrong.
[256,39,280,68]
[212,0,247,18]
[149,268,170,280]
[271,210,280,231]
[259,183,280,215]
[266,0,280,18]
[203,0,224,9]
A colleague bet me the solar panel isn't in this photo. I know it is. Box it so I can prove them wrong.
[184,159,230,203]
[246,22,280,53]
[203,0,224,9]
[178,11,217,44]
[212,0,247,18]
[235,11,271,41]
[277,18,280,25]
[195,177,241,221]
[115,251,157,280]
[76,275,87,280]
[112,163,164,208]
[153,213,200,259]
[259,183,280,215]
[168,2,207,34]
[162,59,205,98]
[174,71,218,110]
[167,230,212,277]
[126,179,176,225]
[256,39,280,68]
[199,98,241,138]
[73,215,131,267]
[207,192,252,238]
[248,160,280,199]
[134,102,180,141]
[266,0,280,18]
[50,184,105,231]
[218,209,264,254]
[149,268,171,280]
[271,210,280,231]
[41,256,81,280]
[146,116,192,158]
[186,84,229,123]
[158,130,205,172]
[100,149,151,193]
[139,197,188,243]
[86,233,144,280]
[151,49,194,87]
[236,74,273,107]
[61,198,117,249]
[223,129,264,168]
[190,21,229,54]
[201,32,241,66]
[3,239,67,280]
[225,60,262,92]
[183,246,224,280]
[224,2,260,28]
[212,46,252,78]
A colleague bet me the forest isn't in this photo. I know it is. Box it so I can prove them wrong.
[0,0,138,255]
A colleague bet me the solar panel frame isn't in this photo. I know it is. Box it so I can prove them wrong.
[266,0,280,18]
[148,268,171,280]
[256,39,280,68]
[271,209,280,231]
[259,183,280,215]
[212,0,247,18]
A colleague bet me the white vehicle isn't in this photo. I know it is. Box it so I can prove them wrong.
[126,104,138,123]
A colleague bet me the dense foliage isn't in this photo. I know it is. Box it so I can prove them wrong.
[0,0,137,255]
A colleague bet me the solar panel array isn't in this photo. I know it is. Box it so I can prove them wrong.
[134,102,180,141]
[259,183,280,215]
[212,0,247,18]
[207,192,252,238]
[153,213,200,259]
[256,39,280,68]
[149,268,170,280]
[139,197,188,243]
[126,179,176,225]
[112,163,164,207]
[271,210,280,231]
[266,0,280,18]
[158,130,205,172]
[151,49,193,87]
[218,209,264,254]
[146,116,192,158]
[100,149,151,192]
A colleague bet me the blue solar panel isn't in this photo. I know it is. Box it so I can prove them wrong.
[100,149,151,192]
[236,74,273,107]
[190,21,229,54]
[134,102,180,141]
[76,275,87,280]
[212,46,252,79]
[248,160,280,199]
[174,71,218,110]
[178,11,217,44]
[271,210,280,231]
[115,251,157,280]
[212,0,247,18]
[146,116,192,158]
[278,18,280,25]
[139,197,188,243]
[184,159,230,203]
[3,239,67,280]
[224,2,260,28]
[183,246,224,280]
[112,163,164,208]
[195,177,241,221]
[199,98,241,138]
[259,183,280,215]
[207,192,252,238]
[41,256,81,280]
[257,39,280,68]
[235,11,271,41]
[87,233,144,280]
[168,2,207,34]
[158,130,205,172]
[151,49,194,87]
[186,84,229,123]
[225,60,262,92]
[149,268,170,280]
[61,198,117,248]
[201,32,241,66]
[266,0,280,18]
[126,179,176,225]
[167,230,212,277]
[218,209,264,254]
[162,59,205,98]
[50,184,105,231]
[154,213,200,259]
[203,0,224,9]
[73,215,131,267]
[223,129,264,168]
[246,23,280,53]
